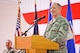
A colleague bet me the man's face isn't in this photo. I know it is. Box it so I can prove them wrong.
[51,3,61,17]
[6,40,12,49]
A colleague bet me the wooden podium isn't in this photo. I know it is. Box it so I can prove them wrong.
[15,35,59,53]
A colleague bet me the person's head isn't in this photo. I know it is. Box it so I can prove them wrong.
[51,2,61,18]
[6,40,12,49]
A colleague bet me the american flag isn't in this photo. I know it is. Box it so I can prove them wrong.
[15,7,22,36]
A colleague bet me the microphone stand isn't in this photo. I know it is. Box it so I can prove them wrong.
[22,16,45,36]
[22,20,38,36]
[22,23,35,36]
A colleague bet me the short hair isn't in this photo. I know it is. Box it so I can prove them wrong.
[53,3,61,8]
[56,3,61,7]
[6,40,12,45]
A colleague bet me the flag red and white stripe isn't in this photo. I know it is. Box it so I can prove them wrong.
[15,6,22,36]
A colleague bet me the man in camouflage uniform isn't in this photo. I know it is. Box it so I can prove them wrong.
[3,40,17,53]
[44,3,69,53]
[3,40,26,53]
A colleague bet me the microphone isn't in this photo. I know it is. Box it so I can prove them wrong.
[34,16,45,22]
[22,16,45,36]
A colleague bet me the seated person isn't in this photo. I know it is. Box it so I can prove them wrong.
[3,39,26,53]
[3,40,16,53]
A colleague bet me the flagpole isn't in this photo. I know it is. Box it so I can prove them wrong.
[18,0,22,36]
[17,0,21,17]
[33,0,39,35]
[48,0,52,22]
[14,0,22,37]
[17,0,21,6]
[34,0,36,4]
[66,0,75,53]
[14,0,21,49]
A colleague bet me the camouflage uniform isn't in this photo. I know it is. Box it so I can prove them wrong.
[17,49,26,53]
[44,15,69,53]
[3,48,26,53]
[3,48,17,53]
